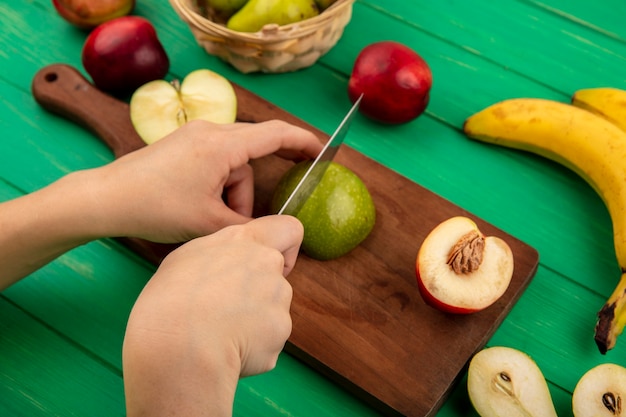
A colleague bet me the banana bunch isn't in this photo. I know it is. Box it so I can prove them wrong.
[463,87,626,354]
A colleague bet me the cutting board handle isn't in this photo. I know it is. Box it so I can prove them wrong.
[31,63,177,264]
[28,64,329,265]
[31,63,146,158]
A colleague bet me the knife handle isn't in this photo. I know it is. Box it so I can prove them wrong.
[31,63,146,158]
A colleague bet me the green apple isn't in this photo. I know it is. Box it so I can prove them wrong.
[129,69,237,145]
[271,160,376,261]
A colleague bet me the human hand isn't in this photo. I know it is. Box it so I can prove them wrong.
[122,215,301,417]
[83,119,323,243]
[0,119,321,288]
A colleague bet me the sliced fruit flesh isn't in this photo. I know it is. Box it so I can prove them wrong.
[418,217,513,310]
[468,347,557,417]
[573,363,626,417]
[130,80,185,144]
[180,70,237,123]
[130,69,238,145]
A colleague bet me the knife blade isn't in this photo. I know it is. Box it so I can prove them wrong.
[277,94,363,216]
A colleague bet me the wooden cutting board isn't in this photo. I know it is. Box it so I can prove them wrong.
[32,64,539,417]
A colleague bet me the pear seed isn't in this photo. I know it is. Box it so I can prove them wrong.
[490,371,535,417]
[492,372,514,397]
[602,392,622,415]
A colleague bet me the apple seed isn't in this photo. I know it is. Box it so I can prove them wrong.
[168,79,187,125]
[447,230,485,274]
[602,392,621,415]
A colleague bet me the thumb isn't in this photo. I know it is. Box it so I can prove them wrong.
[245,215,304,276]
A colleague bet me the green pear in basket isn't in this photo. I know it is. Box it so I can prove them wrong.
[204,0,248,20]
[314,0,337,11]
[227,0,319,33]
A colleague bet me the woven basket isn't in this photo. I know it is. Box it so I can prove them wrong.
[169,0,355,73]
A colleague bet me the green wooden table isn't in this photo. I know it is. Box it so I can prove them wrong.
[2,1,626,416]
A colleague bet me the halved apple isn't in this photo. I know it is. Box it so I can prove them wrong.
[572,363,626,417]
[415,216,514,314]
[129,69,237,144]
[468,346,558,417]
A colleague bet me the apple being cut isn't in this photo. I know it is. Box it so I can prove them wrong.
[53,0,135,29]
[416,216,514,314]
[348,40,432,124]
[468,346,558,417]
[130,69,238,144]
[82,16,169,96]
[572,363,626,417]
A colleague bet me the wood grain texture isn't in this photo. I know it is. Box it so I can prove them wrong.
[31,64,538,416]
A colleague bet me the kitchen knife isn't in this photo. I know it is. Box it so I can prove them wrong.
[278,94,363,216]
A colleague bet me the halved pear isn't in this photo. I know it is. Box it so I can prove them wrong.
[572,363,626,417]
[130,69,237,144]
[468,346,558,417]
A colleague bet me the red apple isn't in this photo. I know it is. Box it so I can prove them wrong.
[52,0,135,29]
[348,41,432,124]
[81,16,169,96]
[415,216,514,314]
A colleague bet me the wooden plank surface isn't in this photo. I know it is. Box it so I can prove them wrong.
[0,297,126,417]
[2,0,626,416]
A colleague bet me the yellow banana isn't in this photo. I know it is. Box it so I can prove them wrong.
[463,97,626,354]
[572,87,626,132]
